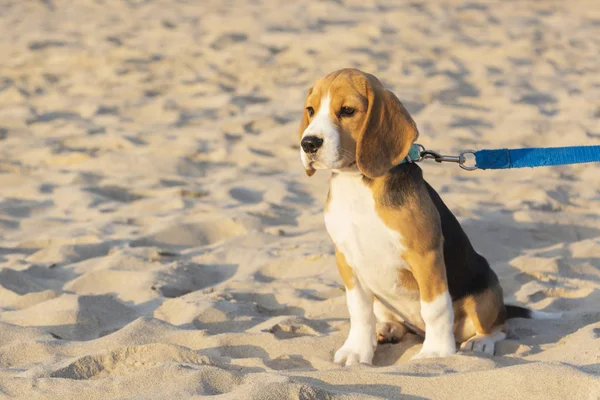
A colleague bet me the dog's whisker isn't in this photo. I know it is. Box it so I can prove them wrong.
[338,148,356,161]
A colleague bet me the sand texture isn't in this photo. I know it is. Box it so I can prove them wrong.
[0,0,599,399]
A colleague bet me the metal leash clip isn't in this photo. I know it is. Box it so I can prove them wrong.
[414,144,478,171]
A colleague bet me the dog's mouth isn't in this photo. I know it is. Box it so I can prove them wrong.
[302,148,357,174]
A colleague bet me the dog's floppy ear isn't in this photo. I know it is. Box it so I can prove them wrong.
[299,86,316,176]
[356,80,419,178]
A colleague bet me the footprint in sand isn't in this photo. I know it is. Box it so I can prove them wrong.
[153,262,238,298]
[176,158,235,178]
[25,241,113,266]
[0,294,138,340]
[85,185,145,204]
[264,355,313,371]
[49,343,212,380]
[228,187,264,204]
[249,315,331,340]
[155,293,261,334]
[210,33,248,50]
[130,219,246,250]
[0,197,53,219]
[0,266,51,294]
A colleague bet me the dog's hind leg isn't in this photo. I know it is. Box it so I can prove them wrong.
[456,285,507,355]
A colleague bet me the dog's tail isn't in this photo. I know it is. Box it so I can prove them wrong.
[505,304,562,320]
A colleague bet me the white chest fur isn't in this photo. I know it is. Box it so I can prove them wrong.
[324,172,410,297]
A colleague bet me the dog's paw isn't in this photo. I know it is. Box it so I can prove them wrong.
[376,321,408,344]
[334,344,374,366]
[412,336,456,360]
[412,348,456,360]
[459,331,506,355]
[460,337,495,354]
[334,331,376,366]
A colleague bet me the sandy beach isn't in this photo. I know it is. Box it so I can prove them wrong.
[0,0,599,398]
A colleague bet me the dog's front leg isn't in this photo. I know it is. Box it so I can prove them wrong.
[334,251,376,366]
[408,248,456,359]
[334,281,377,366]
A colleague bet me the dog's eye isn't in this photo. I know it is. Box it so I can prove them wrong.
[340,107,355,117]
[306,106,315,117]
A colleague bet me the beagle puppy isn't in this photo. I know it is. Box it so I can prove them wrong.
[298,68,556,365]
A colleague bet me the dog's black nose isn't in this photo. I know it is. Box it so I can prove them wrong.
[301,136,324,154]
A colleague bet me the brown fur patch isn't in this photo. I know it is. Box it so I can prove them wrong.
[456,285,506,336]
[404,248,447,303]
[398,269,419,292]
[370,176,448,303]
[335,247,355,290]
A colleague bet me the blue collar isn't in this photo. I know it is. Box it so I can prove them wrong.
[398,144,422,165]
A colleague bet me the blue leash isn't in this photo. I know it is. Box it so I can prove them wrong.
[474,146,600,170]
[412,144,600,171]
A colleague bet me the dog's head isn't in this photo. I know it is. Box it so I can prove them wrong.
[298,68,419,178]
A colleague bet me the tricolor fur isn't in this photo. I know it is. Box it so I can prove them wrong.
[298,68,559,366]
